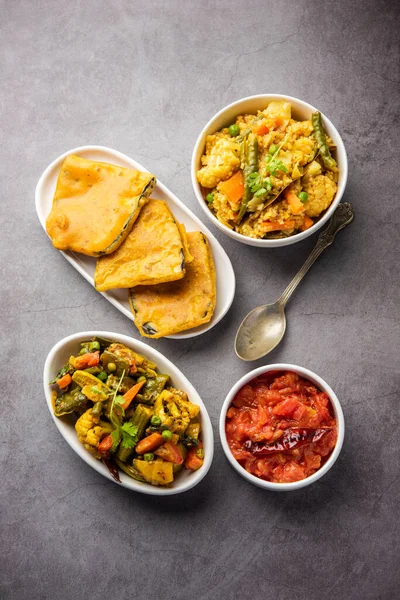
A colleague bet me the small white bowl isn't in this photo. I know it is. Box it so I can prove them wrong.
[219,364,344,491]
[44,331,214,495]
[191,94,348,247]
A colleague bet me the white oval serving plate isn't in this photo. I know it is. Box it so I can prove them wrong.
[36,146,235,339]
[44,331,214,495]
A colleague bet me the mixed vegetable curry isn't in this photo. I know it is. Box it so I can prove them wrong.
[197,102,339,239]
[51,337,204,486]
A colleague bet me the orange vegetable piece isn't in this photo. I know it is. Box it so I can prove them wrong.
[121,380,146,411]
[135,433,164,455]
[219,170,245,204]
[57,373,72,389]
[155,442,184,465]
[285,191,305,215]
[98,434,113,457]
[301,216,314,231]
[252,122,269,135]
[73,351,100,369]
[185,442,204,471]
[273,397,303,418]
[274,116,283,128]
[261,220,295,233]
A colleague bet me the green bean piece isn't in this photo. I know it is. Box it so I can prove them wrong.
[89,341,101,351]
[237,134,259,220]
[136,374,170,405]
[115,458,146,482]
[137,375,147,383]
[91,402,103,418]
[116,404,153,462]
[79,348,88,355]
[311,112,337,170]
[143,453,154,462]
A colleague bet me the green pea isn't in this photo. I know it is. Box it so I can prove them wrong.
[107,362,117,373]
[298,191,309,202]
[269,144,278,155]
[137,375,147,383]
[161,429,173,441]
[228,123,240,137]
[79,348,88,355]
[206,193,214,204]
[89,341,101,351]
[97,371,108,381]
[143,453,154,461]
[151,415,162,427]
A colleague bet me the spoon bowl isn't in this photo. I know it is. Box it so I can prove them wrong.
[235,302,286,361]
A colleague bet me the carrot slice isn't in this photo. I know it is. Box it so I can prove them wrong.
[72,351,100,369]
[301,216,314,231]
[57,373,72,389]
[135,433,164,455]
[219,170,244,203]
[185,442,204,471]
[121,380,146,411]
[285,191,305,215]
[98,434,113,457]
[252,122,269,135]
[261,220,296,233]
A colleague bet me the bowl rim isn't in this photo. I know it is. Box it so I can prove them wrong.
[219,363,345,491]
[43,330,214,495]
[191,93,348,247]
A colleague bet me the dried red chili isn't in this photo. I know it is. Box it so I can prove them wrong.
[244,428,332,455]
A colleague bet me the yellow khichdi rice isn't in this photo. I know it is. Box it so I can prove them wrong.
[197,101,338,239]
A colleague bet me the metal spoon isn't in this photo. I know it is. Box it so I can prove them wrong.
[235,202,355,361]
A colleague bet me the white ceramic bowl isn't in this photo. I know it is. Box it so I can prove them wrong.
[191,94,348,247]
[219,364,344,491]
[44,331,214,495]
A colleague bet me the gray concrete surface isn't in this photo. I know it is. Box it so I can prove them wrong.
[1,1,399,598]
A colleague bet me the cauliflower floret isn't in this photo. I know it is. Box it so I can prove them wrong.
[154,389,199,435]
[75,409,113,458]
[302,174,337,217]
[197,138,240,188]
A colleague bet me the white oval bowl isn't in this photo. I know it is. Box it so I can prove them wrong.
[44,331,214,495]
[219,364,344,491]
[191,94,348,247]
[36,145,235,339]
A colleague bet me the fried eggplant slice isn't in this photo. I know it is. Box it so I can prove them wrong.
[94,199,187,291]
[129,231,216,338]
[46,154,156,256]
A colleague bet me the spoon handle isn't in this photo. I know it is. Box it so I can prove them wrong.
[278,202,354,307]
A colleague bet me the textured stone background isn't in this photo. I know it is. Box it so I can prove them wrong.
[1,1,399,599]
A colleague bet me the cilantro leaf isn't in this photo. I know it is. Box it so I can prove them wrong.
[265,157,288,176]
[120,423,139,449]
